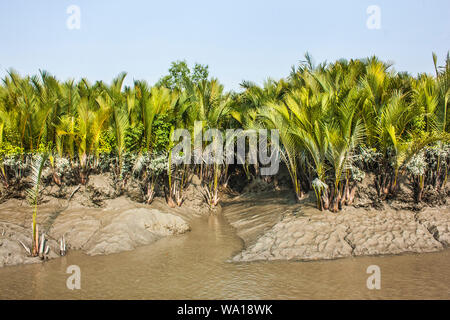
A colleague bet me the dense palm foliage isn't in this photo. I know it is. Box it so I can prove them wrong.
[0,55,449,211]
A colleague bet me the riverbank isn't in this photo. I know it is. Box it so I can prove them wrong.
[225,191,450,262]
[0,203,449,299]
[0,186,199,268]
[1,172,450,268]
[0,172,217,267]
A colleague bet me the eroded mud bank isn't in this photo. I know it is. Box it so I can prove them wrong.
[225,192,450,262]
[0,172,218,268]
[1,173,450,268]
[0,195,202,268]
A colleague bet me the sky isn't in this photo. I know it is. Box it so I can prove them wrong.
[0,0,449,91]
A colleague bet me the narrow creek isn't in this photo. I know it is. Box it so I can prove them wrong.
[0,198,449,299]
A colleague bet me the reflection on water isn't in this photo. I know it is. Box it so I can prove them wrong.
[0,202,449,300]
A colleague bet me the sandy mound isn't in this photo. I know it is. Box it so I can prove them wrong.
[49,202,190,256]
[228,199,450,262]
[0,194,191,267]
[83,208,190,255]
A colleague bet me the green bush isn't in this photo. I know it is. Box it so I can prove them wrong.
[152,115,173,153]
[124,123,144,153]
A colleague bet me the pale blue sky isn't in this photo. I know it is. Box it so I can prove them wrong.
[0,0,449,91]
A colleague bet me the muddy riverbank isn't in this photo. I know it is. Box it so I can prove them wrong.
[1,173,450,268]
[0,183,449,299]
[0,173,215,268]
[0,196,193,268]
[225,192,450,262]
[0,206,449,299]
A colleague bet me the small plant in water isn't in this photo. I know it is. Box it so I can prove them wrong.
[26,153,49,257]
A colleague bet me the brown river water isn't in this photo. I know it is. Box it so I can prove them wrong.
[0,200,449,300]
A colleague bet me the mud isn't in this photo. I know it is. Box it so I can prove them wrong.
[226,193,450,262]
